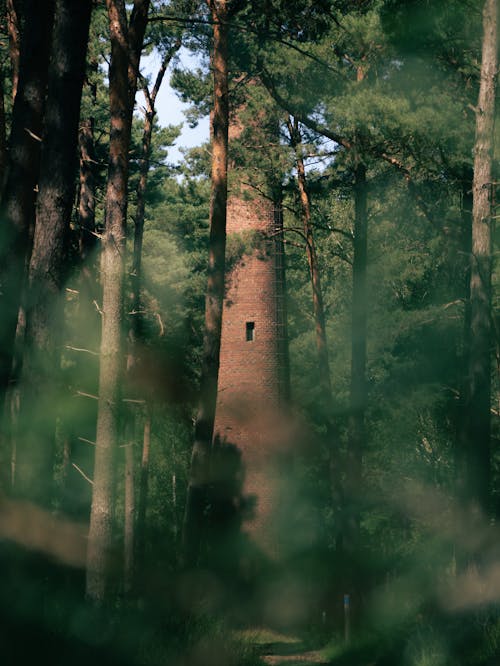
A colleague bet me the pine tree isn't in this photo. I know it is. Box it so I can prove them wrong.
[463,0,497,519]
[86,0,150,604]
[182,0,230,567]
[14,0,93,506]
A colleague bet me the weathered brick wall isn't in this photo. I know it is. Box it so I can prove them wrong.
[214,187,290,558]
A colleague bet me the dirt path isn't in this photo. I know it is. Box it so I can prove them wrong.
[261,647,328,665]
[235,629,330,666]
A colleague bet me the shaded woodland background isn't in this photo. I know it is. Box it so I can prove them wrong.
[0,1,499,665]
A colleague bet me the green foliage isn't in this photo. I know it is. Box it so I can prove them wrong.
[129,115,182,202]
[170,66,211,125]
[1,0,500,662]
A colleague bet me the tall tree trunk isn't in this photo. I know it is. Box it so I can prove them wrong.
[129,40,180,358]
[0,0,54,409]
[123,435,135,596]
[464,0,497,518]
[78,117,97,260]
[79,55,98,264]
[136,410,151,581]
[0,67,7,189]
[6,0,20,100]
[14,0,92,506]
[285,114,343,530]
[182,0,229,567]
[125,46,179,591]
[0,0,54,493]
[286,116,333,409]
[455,173,473,511]
[86,0,150,604]
[346,160,368,548]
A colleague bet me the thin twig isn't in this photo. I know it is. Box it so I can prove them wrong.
[75,390,99,400]
[72,463,94,485]
[78,436,96,446]
[65,345,99,356]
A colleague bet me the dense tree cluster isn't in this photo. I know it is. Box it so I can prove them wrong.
[0,1,498,664]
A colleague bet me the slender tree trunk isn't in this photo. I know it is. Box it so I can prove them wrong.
[464,0,497,518]
[79,51,98,255]
[124,436,135,596]
[86,0,150,604]
[123,45,179,592]
[6,0,20,101]
[130,40,180,356]
[346,160,368,547]
[0,0,54,409]
[285,114,343,533]
[455,174,473,508]
[136,410,151,578]
[0,1,54,493]
[14,0,92,506]
[182,0,229,567]
[0,69,7,189]
[79,113,97,262]
[286,116,333,405]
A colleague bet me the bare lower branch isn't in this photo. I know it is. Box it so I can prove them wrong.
[65,345,99,356]
[72,463,94,485]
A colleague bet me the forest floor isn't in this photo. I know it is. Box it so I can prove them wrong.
[235,628,330,666]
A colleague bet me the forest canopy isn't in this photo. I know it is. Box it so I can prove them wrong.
[0,1,498,665]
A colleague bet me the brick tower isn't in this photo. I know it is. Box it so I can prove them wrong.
[213,102,290,558]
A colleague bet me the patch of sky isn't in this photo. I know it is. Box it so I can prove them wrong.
[138,46,209,170]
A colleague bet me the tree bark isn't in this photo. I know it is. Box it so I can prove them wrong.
[78,117,97,260]
[78,53,98,265]
[182,0,229,567]
[0,0,54,409]
[0,66,7,189]
[86,0,150,604]
[464,0,497,518]
[454,170,473,495]
[6,0,20,100]
[14,0,92,506]
[285,114,344,529]
[129,40,181,357]
[346,160,368,548]
[124,45,179,592]
[123,436,135,596]
[136,410,151,580]
[286,116,333,406]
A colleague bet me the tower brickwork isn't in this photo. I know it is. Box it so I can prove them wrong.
[213,102,290,556]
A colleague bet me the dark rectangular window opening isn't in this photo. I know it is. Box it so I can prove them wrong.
[246,321,255,342]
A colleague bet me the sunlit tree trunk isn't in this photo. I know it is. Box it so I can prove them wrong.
[86,0,150,604]
[6,0,20,101]
[464,0,497,518]
[286,116,332,403]
[0,69,6,189]
[285,114,343,528]
[182,0,229,566]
